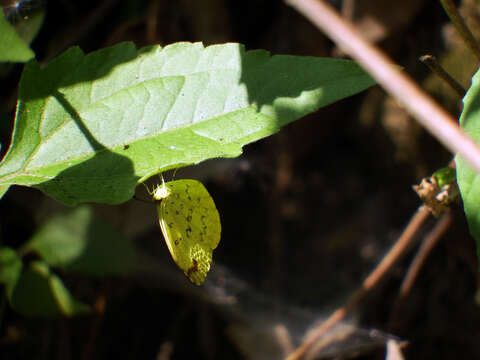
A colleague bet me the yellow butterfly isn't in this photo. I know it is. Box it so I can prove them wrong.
[152,178,221,285]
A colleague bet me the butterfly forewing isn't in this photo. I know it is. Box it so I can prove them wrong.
[156,179,221,285]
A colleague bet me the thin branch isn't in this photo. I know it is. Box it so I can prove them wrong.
[286,206,430,360]
[284,0,480,174]
[440,0,480,61]
[386,340,406,360]
[419,54,466,98]
[398,211,453,298]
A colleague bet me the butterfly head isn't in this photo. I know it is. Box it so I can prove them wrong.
[152,175,170,200]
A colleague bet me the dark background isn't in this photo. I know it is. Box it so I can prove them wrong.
[1,0,480,359]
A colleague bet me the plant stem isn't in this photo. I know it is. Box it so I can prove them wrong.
[285,206,430,360]
[419,54,466,98]
[285,0,480,175]
[440,0,480,61]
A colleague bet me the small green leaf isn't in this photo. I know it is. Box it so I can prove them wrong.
[0,12,34,62]
[456,68,480,261]
[0,247,22,289]
[25,205,135,276]
[0,42,375,205]
[8,261,90,317]
[432,167,456,188]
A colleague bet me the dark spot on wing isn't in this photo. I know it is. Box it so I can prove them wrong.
[187,259,199,277]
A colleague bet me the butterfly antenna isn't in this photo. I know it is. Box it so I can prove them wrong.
[141,181,152,195]
[161,173,167,192]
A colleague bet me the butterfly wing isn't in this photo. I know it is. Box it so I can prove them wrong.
[157,179,221,285]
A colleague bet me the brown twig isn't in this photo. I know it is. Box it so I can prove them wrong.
[284,0,480,174]
[286,206,430,360]
[419,55,466,98]
[440,0,480,61]
[398,211,453,298]
[386,340,406,360]
[388,212,453,331]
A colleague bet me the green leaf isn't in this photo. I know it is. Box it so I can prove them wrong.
[0,184,10,199]
[0,247,22,289]
[432,166,456,188]
[0,12,35,63]
[13,9,44,45]
[0,42,375,205]
[8,260,90,317]
[25,205,135,276]
[456,68,480,261]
